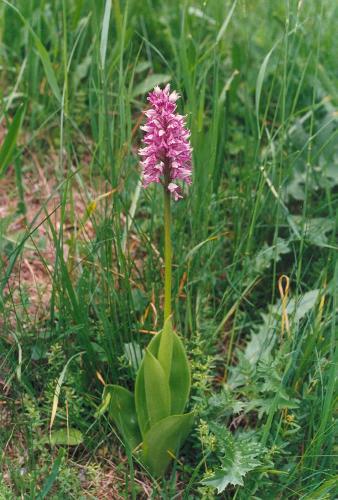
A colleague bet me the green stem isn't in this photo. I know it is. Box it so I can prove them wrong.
[164,185,172,321]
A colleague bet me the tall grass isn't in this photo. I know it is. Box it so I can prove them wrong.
[0,0,337,497]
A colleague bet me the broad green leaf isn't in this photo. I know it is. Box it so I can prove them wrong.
[132,74,171,98]
[135,361,149,437]
[0,103,26,177]
[100,385,141,450]
[149,330,191,414]
[142,412,194,477]
[157,317,174,381]
[43,428,83,446]
[135,330,190,436]
[144,349,170,425]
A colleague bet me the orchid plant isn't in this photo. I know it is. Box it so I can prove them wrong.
[98,85,193,477]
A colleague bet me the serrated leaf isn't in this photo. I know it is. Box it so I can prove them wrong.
[244,313,275,367]
[286,289,319,322]
[246,396,299,419]
[132,74,171,97]
[202,426,264,493]
[208,390,245,416]
[290,216,335,248]
[142,412,194,477]
[285,156,338,201]
[324,162,338,185]
[232,287,320,376]
[252,238,290,275]
[285,168,307,201]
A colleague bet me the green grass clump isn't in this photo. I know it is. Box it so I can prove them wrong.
[0,0,337,498]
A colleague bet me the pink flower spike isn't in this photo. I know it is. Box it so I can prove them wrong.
[168,182,182,200]
[138,84,192,200]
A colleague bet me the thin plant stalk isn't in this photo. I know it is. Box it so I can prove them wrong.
[163,180,172,322]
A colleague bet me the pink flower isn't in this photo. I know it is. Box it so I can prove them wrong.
[138,84,192,200]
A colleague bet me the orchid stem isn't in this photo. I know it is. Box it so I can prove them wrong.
[164,186,172,322]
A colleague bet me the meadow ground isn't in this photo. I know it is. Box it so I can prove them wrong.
[0,1,337,498]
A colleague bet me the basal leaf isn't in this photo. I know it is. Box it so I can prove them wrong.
[144,349,171,426]
[100,385,141,450]
[157,317,174,381]
[135,329,191,436]
[149,329,191,415]
[135,360,149,437]
[142,412,194,477]
[168,331,191,414]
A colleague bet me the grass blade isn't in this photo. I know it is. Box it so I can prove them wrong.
[49,351,84,432]
[2,0,61,102]
[0,103,26,177]
[36,449,64,500]
[216,0,238,44]
[100,0,112,70]
[255,42,278,137]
